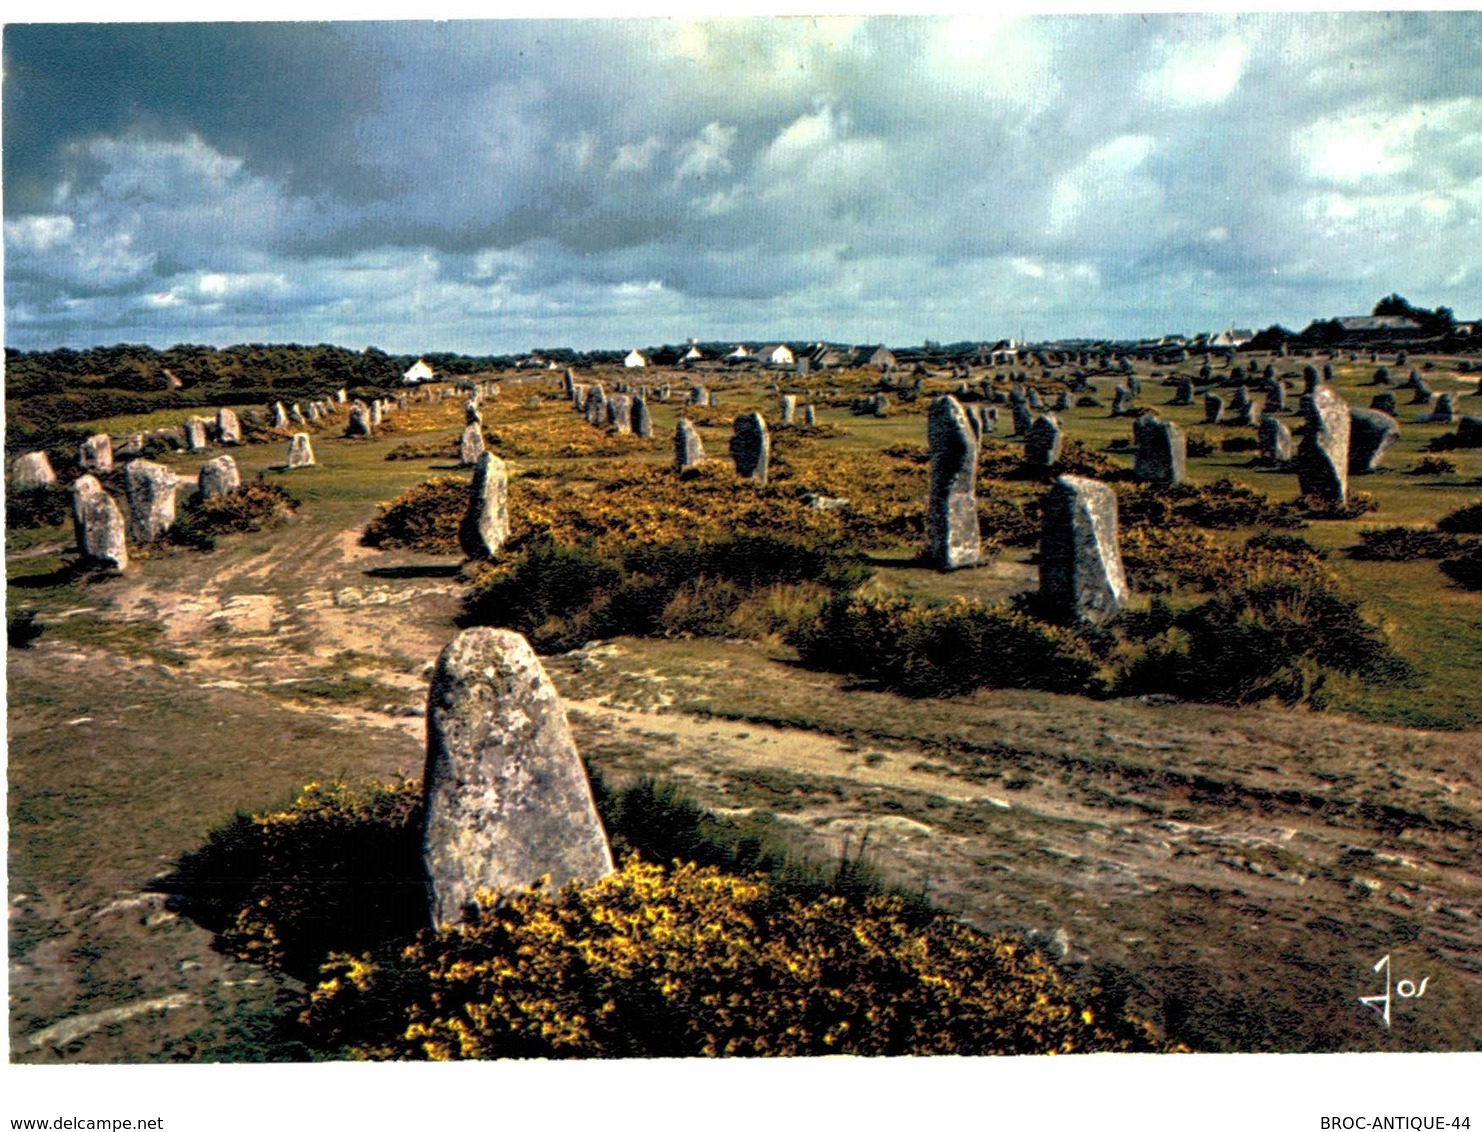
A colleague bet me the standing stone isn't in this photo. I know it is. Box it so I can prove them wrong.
[1456,416,1482,446]
[1302,366,1321,394]
[459,452,509,560]
[572,384,589,411]
[1258,415,1294,463]
[1264,383,1287,413]
[289,403,306,424]
[873,393,890,418]
[1053,390,1071,412]
[271,402,290,430]
[1172,376,1194,406]
[689,385,710,407]
[122,460,177,543]
[216,408,242,446]
[1410,380,1433,405]
[926,396,982,570]
[307,403,323,424]
[460,424,486,466]
[1027,388,1044,411]
[71,475,128,571]
[1429,393,1456,423]
[1110,386,1133,416]
[79,433,114,474]
[1373,367,1391,385]
[804,403,818,427]
[631,395,653,439]
[465,399,483,426]
[1010,396,1033,437]
[730,412,770,485]
[346,402,373,437]
[1203,393,1225,424]
[183,418,209,452]
[978,405,995,436]
[422,627,613,927]
[397,396,409,412]
[585,389,607,427]
[607,393,633,434]
[1296,386,1350,506]
[198,455,241,500]
[10,451,58,490]
[1024,414,1064,468]
[781,394,797,425]
[1229,389,1259,427]
[1039,475,1128,625]
[286,433,316,469]
[1133,414,1186,485]
[1370,392,1398,416]
[335,388,348,404]
[1348,408,1399,474]
[370,401,385,430]
[563,368,576,399]
[675,418,705,473]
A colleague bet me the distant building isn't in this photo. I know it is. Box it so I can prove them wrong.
[865,345,897,371]
[682,342,705,363]
[1209,327,1255,348]
[760,344,795,367]
[402,359,435,384]
[727,345,752,360]
[624,349,649,368]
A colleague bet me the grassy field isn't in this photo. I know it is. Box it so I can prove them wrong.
[7,354,1481,1059]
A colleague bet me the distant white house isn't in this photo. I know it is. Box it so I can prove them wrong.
[682,344,705,362]
[727,345,751,360]
[760,344,795,367]
[624,349,649,368]
[402,359,435,384]
[1210,327,1255,348]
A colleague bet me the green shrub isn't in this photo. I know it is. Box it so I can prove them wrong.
[301,857,1167,1059]
[1351,527,1460,561]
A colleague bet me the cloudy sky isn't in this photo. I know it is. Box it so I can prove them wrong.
[4,13,1480,354]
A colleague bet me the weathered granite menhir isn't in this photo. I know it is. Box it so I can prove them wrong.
[1024,413,1063,468]
[1347,408,1399,474]
[1296,386,1350,506]
[124,460,178,543]
[1038,474,1127,625]
[197,455,241,500]
[459,452,509,560]
[71,475,129,572]
[422,627,614,928]
[674,418,705,473]
[1133,414,1186,485]
[730,412,771,485]
[926,395,982,570]
[286,433,316,469]
[460,424,486,466]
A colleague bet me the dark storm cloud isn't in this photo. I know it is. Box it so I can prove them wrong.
[4,14,1480,352]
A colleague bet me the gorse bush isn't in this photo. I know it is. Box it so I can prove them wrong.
[158,779,426,980]
[1120,526,1329,594]
[1439,542,1482,590]
[462,534,870,653]
[1437,498,1482,535]
[6,485,71,530]
[167,481,299,550]
[301,858,1167,1059]
[1117,577,1411,707]
[1351,527,1460,561]
[792,594,1098,697]
[360,476,467,553]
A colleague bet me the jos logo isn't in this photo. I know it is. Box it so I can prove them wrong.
[1358,953,1430,1028]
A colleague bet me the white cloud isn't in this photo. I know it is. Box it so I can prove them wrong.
[675,122,736,180]
[610,137,664,174]
[5,214,76,253]
[1296,98,1482,184]
[1140,35,1249,108]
